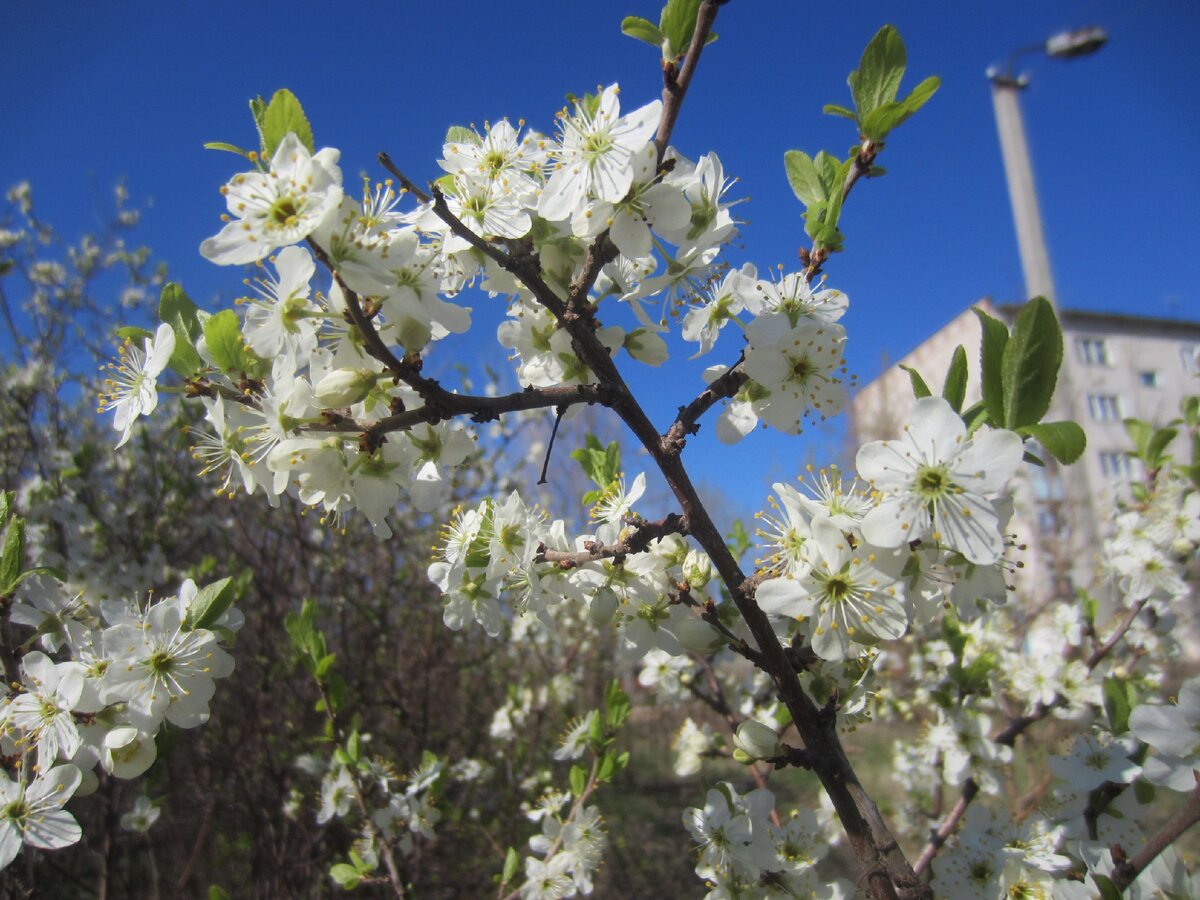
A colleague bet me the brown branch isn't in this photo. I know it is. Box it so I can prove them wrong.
[653,0,725,163]
[913,779,978,877]
[310,384,607,437]
[663,354,747,453]
[377,153,517,278]
[915,598,1154,872]
[1088,597,1149,669]
[1110,784,1200,892]
[536,514,688,569]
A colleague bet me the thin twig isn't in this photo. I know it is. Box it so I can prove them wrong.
[1111,784,1200,891]
[538,407,567,485]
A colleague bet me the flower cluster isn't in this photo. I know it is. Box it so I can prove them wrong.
[0,574,239,869]
[752,398,1023,661]
[683,783,850,898]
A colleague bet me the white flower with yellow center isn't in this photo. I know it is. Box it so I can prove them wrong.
[99,322,175,449]
[856,396,1023,565]
[756,516,907,661]
[538,84,661,221]
[200,132,343,266]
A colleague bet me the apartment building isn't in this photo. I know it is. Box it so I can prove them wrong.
[850,300,1200,603]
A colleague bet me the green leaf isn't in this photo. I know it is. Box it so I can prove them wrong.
[444,126,479,146]
[116,325,154,342]
[860,101,912,141]
[1001,297,1063,429]
[347,731,361,762]
[329,863,362,889]
[973,306,1010,425]
[570,436,621,491]
[159,283,205,377]
[569,765,586,797]
[248,95,268,156]
[0,492,11,529]
[501,848,520,885]
[1,517,25,595]
[1103,676,1136,734]
[183,576,235,631]
[901,75,941,114]
[941,345,968,412]
[1090,874,1123,900]
[783,150,826,207]
[1020,421,1087,465]
[1133,778,1156,804]
[621,15,663,48]
[206,887,231,900]
[850,25,906,117]
[1124,419,1178,469]
[203,309,266,380]
[315,653,337,678]
[259,89,314,159]
[659,0,703,60]
[202,141,254,160]
[898,364,932,399]
[597,752,616,782]
[822,104,857,121]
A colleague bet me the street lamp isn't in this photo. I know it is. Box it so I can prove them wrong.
[987,28,1106,602]
[987,27,1107,306]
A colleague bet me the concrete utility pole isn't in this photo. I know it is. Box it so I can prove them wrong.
[988,27,1107,307]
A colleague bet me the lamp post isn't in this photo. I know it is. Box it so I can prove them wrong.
[988,27,1107,306]
[987,28,1106,602]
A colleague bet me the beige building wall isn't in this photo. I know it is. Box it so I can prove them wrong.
[850,301,1200,607]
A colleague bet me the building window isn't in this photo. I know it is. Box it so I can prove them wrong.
[1183,345,1200,374]
[1088,394,1122,422]
[1098,451,1145,482]
[1138,370,1159,387]
[1076,337,1110,366]
[1035,506,1059,535]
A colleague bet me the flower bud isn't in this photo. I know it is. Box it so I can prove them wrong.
[588,587,619,626]
[623,328,668,366]
[683,549,714,589]
[315,368,376,408]
[733,720,781,761]
[673,613,723,653]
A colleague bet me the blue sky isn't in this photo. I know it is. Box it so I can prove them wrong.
[4,0,1199,518]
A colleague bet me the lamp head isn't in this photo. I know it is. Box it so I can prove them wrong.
[1045,27,1108,60]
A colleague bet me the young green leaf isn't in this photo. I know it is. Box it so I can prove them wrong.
[116,325,154,343]
[941,345,968,412]
[850,25,906,117]
[0,516,25,595]
[329,864,362,889]
[249,95,268,155]
[569,765,587,797]
[159,283,205,377]
[621,15,663,48]
[184,576,235,631]
[659,0,704,60]
[898,364,932,399]
[973,306,1010,425]
[822,103,857,122]
[1102,675,1136,734]
[501,848,520,885]
[202,142,255,160]
[901,75,941,115]
[444,125,480,146]
[1001,297,1063,429]
[259,89,314,158]
[1020,421,1087,465]
[203,309,267,380]
[783,150,826,208]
